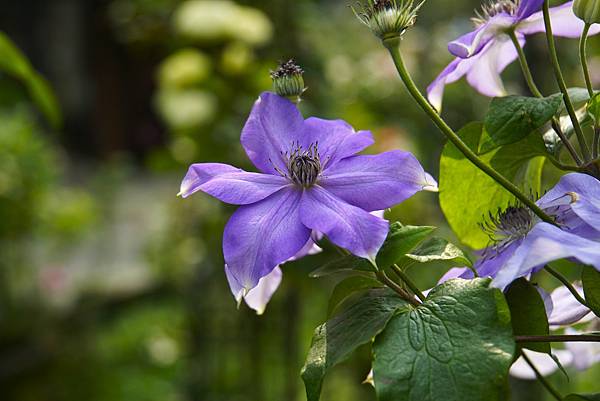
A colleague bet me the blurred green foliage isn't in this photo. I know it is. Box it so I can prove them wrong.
[0,1,599,401]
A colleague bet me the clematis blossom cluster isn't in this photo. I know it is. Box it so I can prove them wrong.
[440,173,600,289]
[428,0,600,110]
[180,92,437,311]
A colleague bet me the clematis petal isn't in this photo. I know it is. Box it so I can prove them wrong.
[302,118,374,168]
[493,223,600,290]
[240,266,283,315]
[437,267,473,284]
[519,2,600,37]
[448,15,515,58]
[223,187,311,300]
[300,186,389,260]
[516,0,544,20]
[510,349,573,379]
[319,150,437,211]
[179,163,289,204]
[539,173,600,233]
[428,35,521,111]
[475,241,524,279]
[548,284,592,327]
[240,92,305,174]
[427,57,477,111]
[465,35,522,98]
[565,328,600,370]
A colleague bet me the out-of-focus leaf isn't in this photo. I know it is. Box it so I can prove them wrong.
[505,278,550,353]
[373,278,515,401]
[0,32,62,128]
[301,289,409,401]
[564,394,600,401]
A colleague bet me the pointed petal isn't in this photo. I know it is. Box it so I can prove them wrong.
[303,118,374,167]
[516,0,544,20]
[519,2,600,37]
[510,349,573,379]
[437,267,473,285]
[548,284,592,327]
[242,266,283,315]
[241,92,305,174]
[223,187,311,298]
[448,15,514,58]
[300,186,388,260]
[179,163,289,204]
[319,150,437,211]
[539,173,600,234]
[474,241,523,279]
[465,35,522,98]
[427,57,475,111]
[493,223,600,289]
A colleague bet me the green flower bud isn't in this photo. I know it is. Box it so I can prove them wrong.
[573,0,600,25]
[353,0,425,41]
[270,59,306,102]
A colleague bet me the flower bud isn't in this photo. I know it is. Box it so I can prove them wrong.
[353,0,425,41]
[573,0,600,25]
[270,59,306,102]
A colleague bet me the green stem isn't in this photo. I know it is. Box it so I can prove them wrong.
[516,334,600,343]
[580,23,594,98]
[521,351,563,401]
[508,29,583,165]
[543,0,592,162]
[392,264,426,302]
[546,154,587,172]
[383,38,556,225]
[377,271,421,306]
[509,30,543,98]
[594,127,600,159]
[544,265,590,308]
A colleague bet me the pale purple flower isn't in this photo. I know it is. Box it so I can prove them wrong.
[510,325,600,379]
[440,173,600,289]
[540,283,594,328]
[180,92,437,303]
[428,0,600,111]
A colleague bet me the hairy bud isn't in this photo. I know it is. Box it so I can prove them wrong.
[270,59,306,102]
[353,0,425,41]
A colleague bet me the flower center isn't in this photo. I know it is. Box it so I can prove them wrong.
[480,205,534,255]
[472,0,520,25]
[281,142,322,188]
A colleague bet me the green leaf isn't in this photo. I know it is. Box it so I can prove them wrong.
[309,254,372,278]
[327,276,383,317]
[481,94,562,153]
[0,32,62,128]
[564,394,600,401]
[404,237,472,267]
[440,122,546,249]
[373,278,515,401]
[301,289,409,401]
[582,266,600,318]
[505,278,550,353]
[375,223,436,268]
[588,93,600,125]
[560,87,595,114]
[309,223,435,277]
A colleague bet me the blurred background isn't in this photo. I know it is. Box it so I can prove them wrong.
[0,0,598,400]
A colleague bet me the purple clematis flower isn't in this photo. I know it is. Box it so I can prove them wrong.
[427,0,600,111]
[180,92,437,303]
[440,173,600,289]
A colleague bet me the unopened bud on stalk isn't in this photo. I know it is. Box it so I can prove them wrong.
[270,59,306,103]
[353,0,425,41]
[574,0,600,25]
